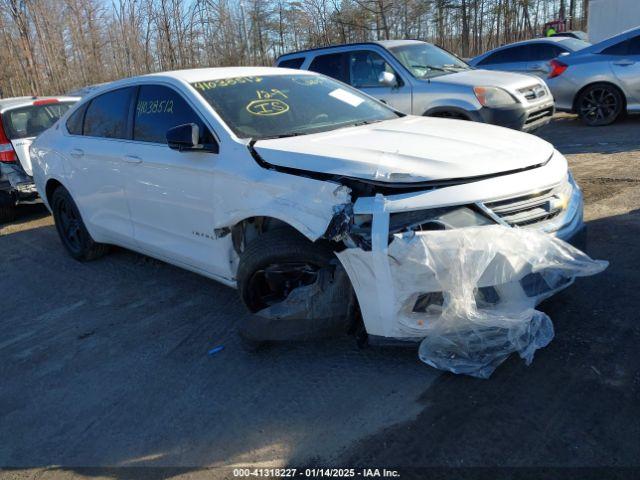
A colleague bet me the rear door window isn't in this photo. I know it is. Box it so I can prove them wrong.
[628,35,640,55]
[602,40,630,55]
[2,102,74,139]
[479,45,530,65]
[277,57,305,69]
[308,53,349,83]
[133,85,214,145]
[83,87,135,139]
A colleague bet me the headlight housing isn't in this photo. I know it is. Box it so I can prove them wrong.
[473,86,518,108]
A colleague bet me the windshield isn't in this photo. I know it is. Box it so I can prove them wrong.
[2,102,74,140]
[191,74,399,140]
[389,43,470,79]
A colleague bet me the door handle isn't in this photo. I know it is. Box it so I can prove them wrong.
[123,154,143,164]
[613,60,635,66]
[69,148,84,158]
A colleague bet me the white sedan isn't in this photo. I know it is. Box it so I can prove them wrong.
[30,67,585,344]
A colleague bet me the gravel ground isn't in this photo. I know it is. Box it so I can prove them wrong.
[1,113,639,478]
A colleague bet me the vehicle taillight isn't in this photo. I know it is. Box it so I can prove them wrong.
[548,59,568,79]
[0,117,17,163]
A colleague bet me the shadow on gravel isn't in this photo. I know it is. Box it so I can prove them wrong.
[334,209,640,468]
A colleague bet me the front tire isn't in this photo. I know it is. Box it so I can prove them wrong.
[576,83,624,126]
[51,186,109,261]
[237,229,336,313]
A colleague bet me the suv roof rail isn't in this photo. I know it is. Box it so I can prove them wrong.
[276,42,383,61]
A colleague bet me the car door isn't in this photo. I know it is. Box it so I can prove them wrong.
[477,45,530,73]
[122,84,230,277]
[62,87,136,244]
[308,51,412,113]
[526,43,567,77]
[607,35,640,106]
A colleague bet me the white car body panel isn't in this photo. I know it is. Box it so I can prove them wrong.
[255,116,554,182]
[31,67,583,339]
[11,137,34,175]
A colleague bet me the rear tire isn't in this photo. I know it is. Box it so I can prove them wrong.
[576,83,624,126]
[51,186,109,261]
[0,191,16,224]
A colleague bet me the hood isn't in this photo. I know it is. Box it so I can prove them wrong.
[253,116,555,183]
[432,68,542,90]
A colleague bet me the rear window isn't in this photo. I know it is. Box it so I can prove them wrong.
[560,38,591,51]
[2,102,74,140]
[83,87,135,139]
[278,57,305,69]
[308,53,349,83]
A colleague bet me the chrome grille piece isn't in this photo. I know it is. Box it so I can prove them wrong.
[518,84,547,101]
[483,184,565,228]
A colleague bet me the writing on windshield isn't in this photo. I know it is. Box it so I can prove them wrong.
[191,74,398,139]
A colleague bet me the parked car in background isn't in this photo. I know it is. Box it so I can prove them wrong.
[546,26,640,126]
[469,37,590,77]
[552,31,589,42]
[276,40,555,132]
[30,68,584,341]
[0,96,78,222]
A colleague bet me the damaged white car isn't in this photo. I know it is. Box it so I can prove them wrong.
[31,67,601,374]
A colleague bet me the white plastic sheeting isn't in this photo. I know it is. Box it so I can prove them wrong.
[337,225,608,378]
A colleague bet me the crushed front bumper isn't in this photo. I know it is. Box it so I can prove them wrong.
[338,152,586,340]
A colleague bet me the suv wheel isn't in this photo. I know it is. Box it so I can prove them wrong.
[577,83,624,126]
[51,186,109,261]
[0,191,16,224]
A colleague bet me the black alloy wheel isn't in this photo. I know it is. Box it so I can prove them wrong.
[577,84,623,126]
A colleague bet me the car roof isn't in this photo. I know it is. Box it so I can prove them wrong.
[277,40,430,59]
[92,67,317,93]
[470,36,578,62]
[144,66,316,83]
[0,96,79,114]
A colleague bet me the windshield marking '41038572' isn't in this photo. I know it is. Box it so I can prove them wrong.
[191,74,399,140]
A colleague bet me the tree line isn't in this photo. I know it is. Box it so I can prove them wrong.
[0,0,588,97]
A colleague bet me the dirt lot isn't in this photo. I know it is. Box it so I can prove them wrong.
[1,114,639,478]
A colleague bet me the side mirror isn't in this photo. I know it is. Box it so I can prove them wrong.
[167,123,218,153]
[378,71,398,87]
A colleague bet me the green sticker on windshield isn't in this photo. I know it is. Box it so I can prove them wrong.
[292,76,323,86]
[193,77,263,91]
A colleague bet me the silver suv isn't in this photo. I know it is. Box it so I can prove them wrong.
[276,40,554,132]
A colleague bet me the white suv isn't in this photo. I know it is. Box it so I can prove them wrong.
[31,67,584,343]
